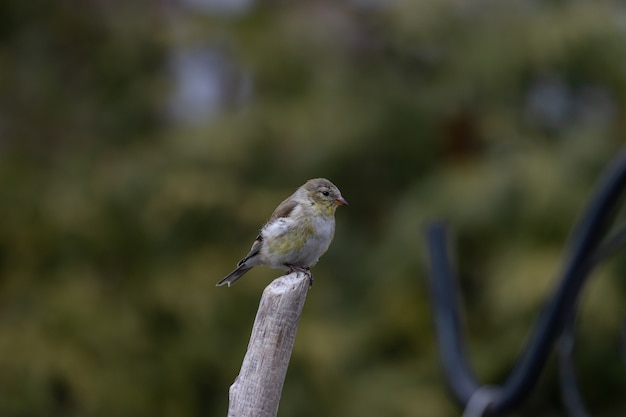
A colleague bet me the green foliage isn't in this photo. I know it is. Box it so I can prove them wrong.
[1,0,625,416]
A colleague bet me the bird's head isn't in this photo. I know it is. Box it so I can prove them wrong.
[304,178,348,214]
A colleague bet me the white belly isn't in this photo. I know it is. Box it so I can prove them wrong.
[295,216,335,267]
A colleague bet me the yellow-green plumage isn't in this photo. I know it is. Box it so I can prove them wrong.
[216,178,347,287]
[265,217,313,255]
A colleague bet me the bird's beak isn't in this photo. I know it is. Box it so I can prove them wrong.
[334,196,349,206]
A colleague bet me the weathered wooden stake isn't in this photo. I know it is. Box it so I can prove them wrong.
[227,271,310,417]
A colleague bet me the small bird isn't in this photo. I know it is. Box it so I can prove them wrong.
[216,178,348,287]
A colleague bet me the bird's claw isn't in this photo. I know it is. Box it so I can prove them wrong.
[286,265,314,287]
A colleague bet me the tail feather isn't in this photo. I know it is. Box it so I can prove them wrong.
[216,265,253,287]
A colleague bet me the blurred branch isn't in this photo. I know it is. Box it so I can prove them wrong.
[425,147,626,416]
[227,271,310,417]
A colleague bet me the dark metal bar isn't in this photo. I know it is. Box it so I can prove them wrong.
[426,222,480,405]
[425,147,626,415]
[557,315,590,417]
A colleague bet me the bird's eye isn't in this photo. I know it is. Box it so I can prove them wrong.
[321,190,330,197]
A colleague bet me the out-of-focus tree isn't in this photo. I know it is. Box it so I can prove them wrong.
[0,0,624,416]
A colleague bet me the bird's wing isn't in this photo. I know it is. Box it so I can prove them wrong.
[269,197,298,221]
[237,235,263,267]
[236,196,298,268]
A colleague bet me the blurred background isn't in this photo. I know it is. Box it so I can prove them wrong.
[1,0,625,416]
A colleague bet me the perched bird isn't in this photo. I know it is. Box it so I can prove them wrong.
[216,178,348,287]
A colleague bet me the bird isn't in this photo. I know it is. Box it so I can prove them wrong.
[216,178,348,287]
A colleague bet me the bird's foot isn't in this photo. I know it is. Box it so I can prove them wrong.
[286,265,314,286]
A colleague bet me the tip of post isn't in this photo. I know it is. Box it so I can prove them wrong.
[266,271,310,294]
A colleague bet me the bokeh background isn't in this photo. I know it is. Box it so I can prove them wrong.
[1,0,626,416]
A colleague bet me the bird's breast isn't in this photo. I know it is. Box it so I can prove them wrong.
[311,215,335,243]
[260,214,335,268]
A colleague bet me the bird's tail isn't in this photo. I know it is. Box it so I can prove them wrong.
[216,265,252,287]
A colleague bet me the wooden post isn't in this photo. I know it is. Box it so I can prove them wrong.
[227,271,311,417]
